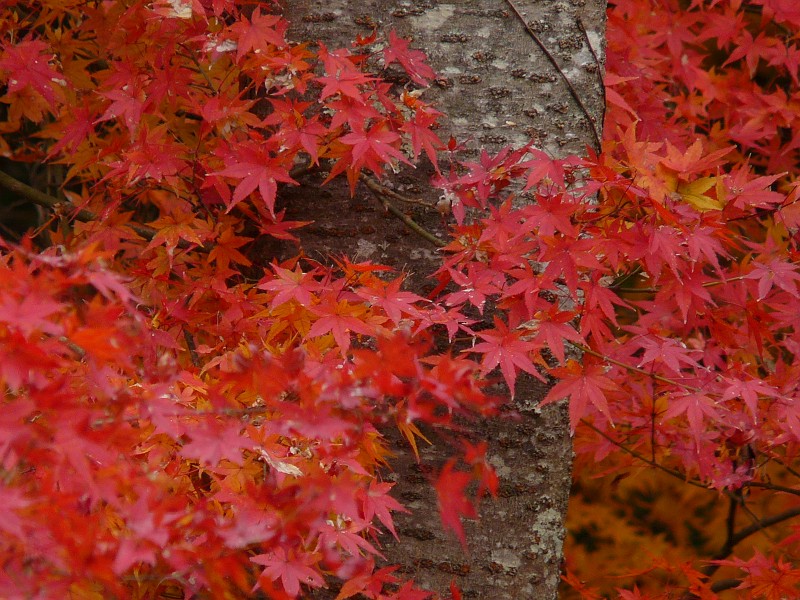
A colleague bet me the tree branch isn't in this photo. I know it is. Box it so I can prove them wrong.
[362,176,446,248]
[680,505,800,598]
[0,168,94,221]
[721,505,800,558]
[0,168,196,250]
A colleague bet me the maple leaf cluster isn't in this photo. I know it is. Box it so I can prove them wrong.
[2,0,800,598]
[0,2,486,598]
[558,0,800,597]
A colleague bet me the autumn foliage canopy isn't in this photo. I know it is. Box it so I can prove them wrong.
[1,0,800,598]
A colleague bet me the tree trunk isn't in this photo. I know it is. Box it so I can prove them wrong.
[281,2,606,597]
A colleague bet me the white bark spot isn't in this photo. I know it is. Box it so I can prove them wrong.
[408,4,455,30]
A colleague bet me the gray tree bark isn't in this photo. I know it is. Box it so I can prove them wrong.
[281,2,606,598]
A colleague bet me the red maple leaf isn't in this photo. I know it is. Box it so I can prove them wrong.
[338,120,411,175]
[264,99,328,164]
[231,10,288,62]
[470,316,541,396]
[661,392,723,446]
[0,39,65,108]
[359,480,408,539]
[434,461,477,547]
[213,142,297,215]
[317,44,375,100]
[543,360,615,431]
[355,278,424,325]
[724,167,784,209]
[527,307,583,364]
[95,83,150,138]
[400,103,443,167]
[0,290,63,337]
[307,296,384,354]
[259,264,322,309]
[335,562,401,600]
[714,550,800,600]
[382,30,436,85]
[181,421,251,467]
[46,101,94,157]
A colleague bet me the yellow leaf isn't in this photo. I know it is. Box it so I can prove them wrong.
[676,176,723,211]
[395,410,432,461]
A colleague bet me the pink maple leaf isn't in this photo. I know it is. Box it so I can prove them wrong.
[259,264,322,309]
[745,258,800,300]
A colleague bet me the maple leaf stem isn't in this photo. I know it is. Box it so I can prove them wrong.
[610,286,658,294]
[503,0,602,150]
[363,176,445,247]
[611,275,758,295]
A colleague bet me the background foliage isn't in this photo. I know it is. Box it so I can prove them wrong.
[1,0,799,599]
[563,0,800,597]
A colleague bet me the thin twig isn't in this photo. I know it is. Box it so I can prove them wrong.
[722,495,738,560]
[744,480,800,497]
[771,457,800,480]
[183,328,201,367]
[503,0,602,150]
[612,275,752,294]
[577,17,605,93]
[723,505,800,550]
[570,341,703,392]
[363,176,436,207]
[579,419,713,491]
[362,177,446,247]
[680,505,800,598]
